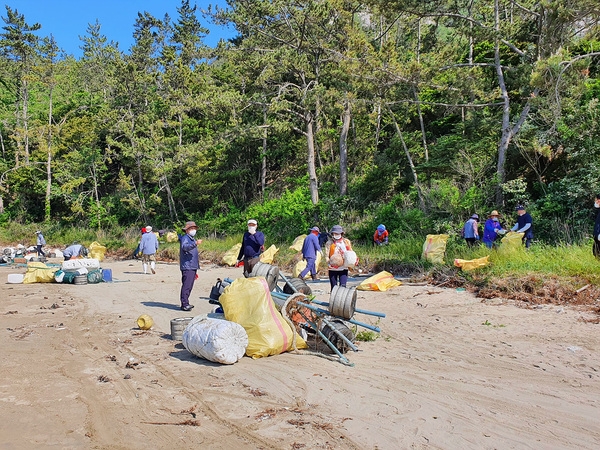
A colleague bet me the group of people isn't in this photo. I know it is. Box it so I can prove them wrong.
[462,205,534,248]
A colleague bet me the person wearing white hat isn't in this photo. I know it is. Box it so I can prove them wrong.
[35,230,46,257]
[139,226,159,274]
[236,219,265,275]
[462,214,480,247]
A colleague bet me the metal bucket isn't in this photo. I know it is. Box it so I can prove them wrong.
[248,261,279,292]
[329,285,356,319]
[283,277,312,295]
[170,317,193,340]
[73,274,88,285]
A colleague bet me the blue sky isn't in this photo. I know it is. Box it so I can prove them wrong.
[3,1,234,57]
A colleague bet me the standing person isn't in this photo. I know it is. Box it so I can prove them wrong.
[462,214,480,247]
[373,224,389,246]
[179,221,202,311]
[482,211,505,248]
[592,195,600,258]
[299,226,321,281]
[511,205,534,248]
[326,225,357,290]
[236,219,265,276]
[35,230,46,257]
[139,226,159,274]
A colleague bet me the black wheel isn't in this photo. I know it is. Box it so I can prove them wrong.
[283,277,312,295]
[320,319,355,354]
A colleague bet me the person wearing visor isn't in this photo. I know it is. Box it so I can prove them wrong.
[237,219,265,276]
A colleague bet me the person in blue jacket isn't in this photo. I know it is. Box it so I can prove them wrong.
[139,225,159,274]
[511,205,534,248]
[236,219,265,276]
[179,221,202,311]
[462,214,480,247]
[482,210,505,248]
[299,226,322,281]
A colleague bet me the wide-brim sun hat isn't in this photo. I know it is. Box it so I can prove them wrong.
[488,210,501,217]
[183,221,198,231]
[310,226,320,232]
[330,225,344,234]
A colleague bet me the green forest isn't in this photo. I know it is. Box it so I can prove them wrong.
[1,0,599,245]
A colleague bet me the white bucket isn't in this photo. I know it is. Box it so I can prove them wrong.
[7,273,24,284]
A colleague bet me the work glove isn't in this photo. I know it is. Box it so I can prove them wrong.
[597,234,600,241]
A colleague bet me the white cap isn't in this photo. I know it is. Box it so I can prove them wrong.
[247,219,257,225]
[145,226,152,232]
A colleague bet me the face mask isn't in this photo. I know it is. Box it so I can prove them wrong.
[595,201,600,209]
[492,218,499,222]
[248,226,257,233]
[188,229,197,237]
[332,234,342,240]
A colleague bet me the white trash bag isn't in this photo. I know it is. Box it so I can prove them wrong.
[182,316,248,365]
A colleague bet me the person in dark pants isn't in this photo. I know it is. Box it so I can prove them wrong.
[462,214,480,247]
[299,226,321,281]
[35,230,46,257]
[325,225,356,290]
[236,219,265,276]
[593,195,600,258]
[511,205,534,248]
[179,221,202,311]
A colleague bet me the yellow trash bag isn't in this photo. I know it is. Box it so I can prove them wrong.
[89,241,107,261]
[357,271,402,291]
[454,255,490,271]
[289,234,307,252]
[222,243,242,266]
[293,252,322,278]
[260,244,279,264]
[219,277,307,358]
[166,231,178,243]
[23,262,58,284]
[422,234,449,264]
[500,231,524,251]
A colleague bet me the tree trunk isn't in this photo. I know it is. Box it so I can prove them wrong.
[339,96,350,196]
[495,0,510,204]
[413,87,429,162]
[45,84,53,223]
[305,111,319,205]
[389,109,425,210]
[261,106,267,199]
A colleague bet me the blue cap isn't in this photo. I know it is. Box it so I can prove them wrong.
[515,205,525,211]
[377,224,386,232]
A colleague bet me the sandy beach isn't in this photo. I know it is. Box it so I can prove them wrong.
[1,258,599,449]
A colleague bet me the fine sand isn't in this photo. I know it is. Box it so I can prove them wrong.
[1,258,599,449]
